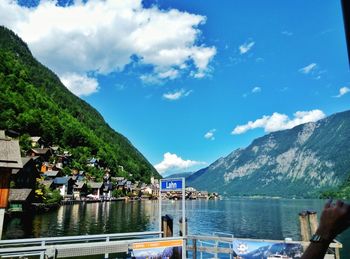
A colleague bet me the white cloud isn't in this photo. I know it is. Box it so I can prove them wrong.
[252,86,262,93]
[239,41,255,55]
[154,152,206,174]
[60,73,99,96]
[0,0,216,95]
[243,86,262,98]
[232,109,326,135]
[163,89,192,101]
[299,63,317,74]
[158,69,179,80]
[335,87,350,98]
[204,129,216,140]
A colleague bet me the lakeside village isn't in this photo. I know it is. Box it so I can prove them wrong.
[1,131,219,214]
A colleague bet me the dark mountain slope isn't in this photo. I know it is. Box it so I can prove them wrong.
[0,26,160,182]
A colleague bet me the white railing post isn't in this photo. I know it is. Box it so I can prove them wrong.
[104,236,110,259]
[40,240,45,259]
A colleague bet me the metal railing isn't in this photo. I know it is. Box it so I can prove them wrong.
[0,233,343,259]
[186,235,343,259]
[0,231,163,258]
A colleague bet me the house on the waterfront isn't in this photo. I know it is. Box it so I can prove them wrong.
[88,182,104,198]
[54,176,75,197]
[73,181,87,199]
[0,131,23,213]
[8,188,34,213]
[11,157,40,189]
[198,191,209,200]
[131,187,141,197]
[117,179,127,190]
[141,186,153,196]
[103,182,113,198]
[151,184,160,197]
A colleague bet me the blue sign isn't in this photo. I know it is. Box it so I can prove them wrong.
[161,179,183,191]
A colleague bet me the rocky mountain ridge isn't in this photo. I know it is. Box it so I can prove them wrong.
[187,110,350,197]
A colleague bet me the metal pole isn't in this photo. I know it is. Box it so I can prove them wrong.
[193,239,197,259]
[40,241,45,259]
[159,181,162,238]
[182,177,186,258]
[104,236,110,259]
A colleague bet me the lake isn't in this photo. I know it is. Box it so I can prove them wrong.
[4,199,350,257]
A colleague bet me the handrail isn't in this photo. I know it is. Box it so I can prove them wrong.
[0,235,183,258]
[0,231,162,247]
[187,235,343,248]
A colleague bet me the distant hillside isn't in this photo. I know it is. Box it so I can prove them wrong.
[0,26,160,182]
[187,110,350,197]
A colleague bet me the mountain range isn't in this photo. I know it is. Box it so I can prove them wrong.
[187,110,350,197]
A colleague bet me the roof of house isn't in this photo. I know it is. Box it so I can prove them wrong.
[21,157,32,166]
[9,188,32,202]
[44,170,59,177]
[12,168,20,175]
[117,180,127,186]
[75,181,86,189]
[41,180,54,188]
[112,177,125,181]
[30,136,41,142]
[31,148,50,155]
[55,163,63,169]
[54,177,69,185]
[89,182,103,189]
[32,156,41,161]
[0,134,23,169]
[88,157,97,163]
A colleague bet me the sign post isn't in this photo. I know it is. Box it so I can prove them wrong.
[159,178,186,258]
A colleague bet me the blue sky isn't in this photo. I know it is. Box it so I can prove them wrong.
[1,0,349,176]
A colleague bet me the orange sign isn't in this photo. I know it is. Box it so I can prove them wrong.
[133,239,183,250]
[0,170,11,208]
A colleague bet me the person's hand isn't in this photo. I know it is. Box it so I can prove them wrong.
[316,199,350,241]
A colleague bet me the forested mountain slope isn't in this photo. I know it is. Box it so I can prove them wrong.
[0,26,160,182]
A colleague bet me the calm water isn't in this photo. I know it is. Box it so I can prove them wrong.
[4,199,350,257]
